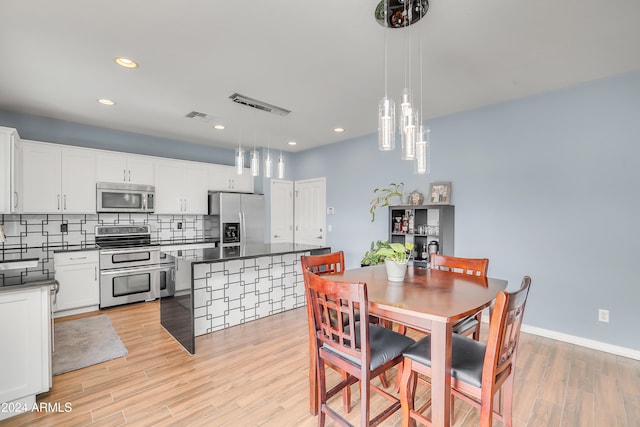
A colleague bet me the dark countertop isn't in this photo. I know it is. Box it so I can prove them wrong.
[163,243,330,263]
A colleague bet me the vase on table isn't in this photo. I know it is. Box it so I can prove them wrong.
[384,259,408,282]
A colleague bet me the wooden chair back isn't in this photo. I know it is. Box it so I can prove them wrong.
[430,254,489,276]
[300,251,345,277]
[483,276,531,391]
[306,270,369,365]
[300,251,350,415]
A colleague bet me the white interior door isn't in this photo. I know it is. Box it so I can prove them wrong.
[270,179,294,243]
[294,178,326,246]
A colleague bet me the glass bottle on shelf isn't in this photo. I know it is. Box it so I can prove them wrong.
[421,243,428,260]
[408,211,415,234]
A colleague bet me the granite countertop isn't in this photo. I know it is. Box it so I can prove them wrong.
[163,243,329,263]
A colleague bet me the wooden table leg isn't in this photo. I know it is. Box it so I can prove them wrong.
[430,321,452,426]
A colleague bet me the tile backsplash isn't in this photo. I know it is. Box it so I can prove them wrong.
[0,213,204,286]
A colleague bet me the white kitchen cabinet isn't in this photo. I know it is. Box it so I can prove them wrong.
[155,160,208,214]
[208,164,253,193]
[53,250,99,318]
[0,126,22,213]
[0,285,51,421]
[96,152,154,185]
[21,141,96,214]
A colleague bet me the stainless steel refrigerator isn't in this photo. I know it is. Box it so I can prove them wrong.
[207,192,265,247]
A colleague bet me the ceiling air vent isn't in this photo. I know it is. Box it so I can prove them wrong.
[185,111,215,122]
[229,93,291,116]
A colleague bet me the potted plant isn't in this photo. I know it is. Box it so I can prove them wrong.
[369,182,404,222]
[375,242,414,282]
[360,240,391,266]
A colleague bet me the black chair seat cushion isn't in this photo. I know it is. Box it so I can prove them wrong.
[324,322,416,370]
[403,334,486,388]
[452,316,479,335]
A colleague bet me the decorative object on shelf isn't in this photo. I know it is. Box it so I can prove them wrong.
[369,182,404,222]
[408,190,424,205]
[375,242,414,282]
[428,181,451,204]
[360,240,392,266]
[375,0,431,174]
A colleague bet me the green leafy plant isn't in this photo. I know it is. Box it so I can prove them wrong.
[369,182,404,222]
[375,242,414,263]
[360,240,391,266]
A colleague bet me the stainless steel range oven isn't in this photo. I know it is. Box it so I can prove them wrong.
[96,225,174,308]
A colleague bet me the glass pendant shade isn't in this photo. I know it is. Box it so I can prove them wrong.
[277,154,285,179]
[378,97,396,150]
[235,148,244,175]
[401,108,417,160]
[264,152,272,178]
[400,88,412,128]
[415,126,430,174]
[250,149,260,177]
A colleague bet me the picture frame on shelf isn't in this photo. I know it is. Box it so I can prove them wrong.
[428,182,451,204]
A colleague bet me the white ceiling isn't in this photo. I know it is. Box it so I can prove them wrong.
[1,0,639,153]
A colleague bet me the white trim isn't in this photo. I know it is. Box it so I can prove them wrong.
[520,324,640,361]
[480,314,640,360]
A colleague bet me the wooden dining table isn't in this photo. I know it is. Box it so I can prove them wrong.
[311,264,508,427]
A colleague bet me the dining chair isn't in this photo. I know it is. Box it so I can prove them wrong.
[399,276,532,427]
[430,254,490,341]
[301,251,351,415]
[306,269,416,426]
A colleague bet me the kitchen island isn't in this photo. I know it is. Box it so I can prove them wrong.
[160,243,329,353]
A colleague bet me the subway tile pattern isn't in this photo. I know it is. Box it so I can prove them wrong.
[0,213,204,286]
[193,252,308,336]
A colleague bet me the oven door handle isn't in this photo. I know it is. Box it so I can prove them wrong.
[100,248,160,255]
[100,265,166,275]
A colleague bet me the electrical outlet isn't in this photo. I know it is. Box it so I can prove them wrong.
[177,222,183,229]
[60,223,68,233]
[598,309,609,323]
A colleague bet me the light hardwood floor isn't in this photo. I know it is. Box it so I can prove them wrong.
[3,302,639,426]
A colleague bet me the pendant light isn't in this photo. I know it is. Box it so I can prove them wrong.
[378,0,396,151]
[277,152,285,179]
[264,133,272,178]
[250,149,260,176]
[250,112,260,176]
[415,19,429,174]
[400,4,417,161]
[235,130,244,175]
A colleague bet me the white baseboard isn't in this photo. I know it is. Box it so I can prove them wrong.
[479,314,640,361]
[520,324,640,361]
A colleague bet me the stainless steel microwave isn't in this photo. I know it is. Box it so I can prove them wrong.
[96,182,155,213]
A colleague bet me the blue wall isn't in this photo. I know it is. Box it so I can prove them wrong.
[293,72,640,351]
[2,72,639,351]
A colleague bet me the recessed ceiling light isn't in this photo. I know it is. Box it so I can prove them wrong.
[114,57,139,69]
[97,98,115,106]
[214,124,225,130]
[334,127,345,133]
[288,141,297,146]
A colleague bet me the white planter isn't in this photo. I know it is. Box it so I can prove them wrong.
[384,259,408,282]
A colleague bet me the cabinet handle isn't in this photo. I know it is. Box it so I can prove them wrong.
[128,170,131,182]
[123,169,127,182]
[13,192,18,209]
[274,234,280,238]
[63,194,67,210]
[95,266,97,280]
[69,256,87,260]
[57,194,61,210]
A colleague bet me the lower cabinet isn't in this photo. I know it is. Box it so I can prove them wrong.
[0,286,51,420]
[53,250,99,318]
